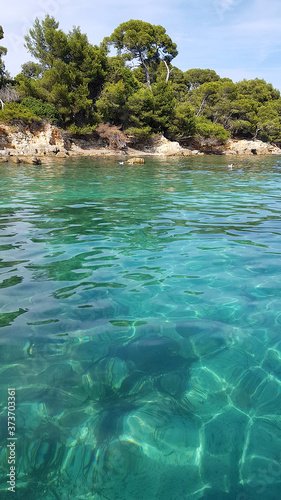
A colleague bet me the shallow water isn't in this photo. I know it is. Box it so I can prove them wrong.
[0,155,281,499]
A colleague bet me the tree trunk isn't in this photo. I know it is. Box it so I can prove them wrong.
[139,52,152,91]
[254,123,260,140]
[196,95,207,117]
[163,60,173,83]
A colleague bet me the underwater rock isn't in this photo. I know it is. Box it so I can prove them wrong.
[181,365,228,418]
[122,400,202,465]
[116,334,192,375]
[72,337,109,367]
[21,156,42,165]
[249,376,281,416]
[119,370,154,398]
[176,319,243,358]
[86,357,129,394]
[58,408,91,429]
[126,317,197,361]
[104,357,129,390]
[239,417,281,493]
[124,157,145,164]
[62,441,96,489]
[262,347,281,378]
[231,367,268,413]
[202,347,255,388]
[93,415,206,500]
[202,407,249,492]
[158,372,186,396]
[82,372,106,400]
[35,361,77,388]
[0,363,31,386]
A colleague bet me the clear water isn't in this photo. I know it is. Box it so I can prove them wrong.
[0,156,281,500]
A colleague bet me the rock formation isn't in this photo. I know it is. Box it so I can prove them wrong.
[1,122,281,159]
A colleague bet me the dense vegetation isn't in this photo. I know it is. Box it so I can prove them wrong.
[1,15,281,145]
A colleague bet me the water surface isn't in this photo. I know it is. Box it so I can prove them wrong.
[1,156,281,499]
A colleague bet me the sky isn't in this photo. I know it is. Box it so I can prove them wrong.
[2,0,281,90]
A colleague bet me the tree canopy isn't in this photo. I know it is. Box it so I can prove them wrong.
[18,15,108,129]
[1,15,281,145]
[106,20,178,89]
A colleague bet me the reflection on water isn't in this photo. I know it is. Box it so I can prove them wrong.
[0,156,281,499]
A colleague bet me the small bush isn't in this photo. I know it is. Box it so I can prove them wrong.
[0,102,40,124]
[21,97,60,124]
[125,126,152,138]
[68,124,96,135]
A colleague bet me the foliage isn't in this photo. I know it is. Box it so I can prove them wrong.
[21,97,60,124]
[67,124,96,135]
[187,80,237,121]
[24,16,67,70]
[195,116,230,141]
[169,102,196,138]
[255,104,281,142]
[0,102,40,124]
[14,73,39,100]
[21,61,44,79]
[125,126,152,138]
[150,80,176,131]
[0,25,7,87]
[2,16,281,145]
[126,86,154,133]
[236,79,280,103]
[96,80,130,125]
[20,15,108,127]
[106,20,178,89]
[184,68,220,90]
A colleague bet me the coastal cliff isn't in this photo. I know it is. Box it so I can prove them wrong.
[1,122,281,161]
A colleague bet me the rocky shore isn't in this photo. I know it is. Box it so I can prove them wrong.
[1,122,281,165]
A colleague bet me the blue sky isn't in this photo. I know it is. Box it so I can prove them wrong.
[2,0,281,90]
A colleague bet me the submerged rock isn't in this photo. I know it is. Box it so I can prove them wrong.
[202,407,249,492]
[92,401,205,500]
[239,416,281,493]
[21,156,42,165]
[56,151,69,158]
[124,157,145,164]
[9,155,42,165]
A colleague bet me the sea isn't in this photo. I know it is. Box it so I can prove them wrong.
[0,155,281,499]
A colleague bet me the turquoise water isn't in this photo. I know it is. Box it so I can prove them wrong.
[0,156,281,499]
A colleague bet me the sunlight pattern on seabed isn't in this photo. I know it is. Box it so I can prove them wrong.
[0,156,281,499]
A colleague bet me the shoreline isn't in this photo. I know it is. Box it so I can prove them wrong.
[1,122,281,164]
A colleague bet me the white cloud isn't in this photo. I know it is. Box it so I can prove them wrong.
[213,0,243,20]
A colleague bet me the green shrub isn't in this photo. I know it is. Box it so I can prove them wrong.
[125,126,152,138]
[195,116,230,141]
[21,97,60,124]
[256,119,281,142]
[229,119,255,137]
[67,124,96,135]
[168,102,196,138]
[0,102,40,124]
